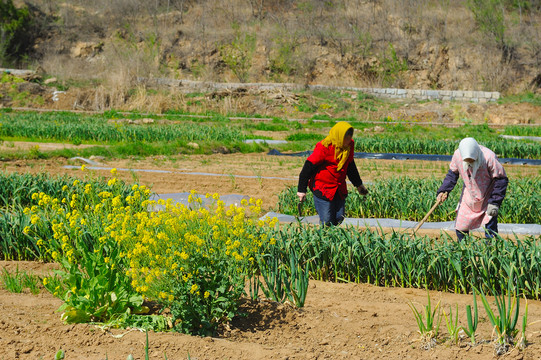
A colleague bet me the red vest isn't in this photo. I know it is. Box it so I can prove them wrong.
[307,140,355,200]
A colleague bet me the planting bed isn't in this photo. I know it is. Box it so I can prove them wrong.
[0,148,540,359]
[3,260,541,360]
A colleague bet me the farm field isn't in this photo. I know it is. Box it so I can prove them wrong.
[0,104,539,360]
[2,260,541,360]
[3,0,541,356]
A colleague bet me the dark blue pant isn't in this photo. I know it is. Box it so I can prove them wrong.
[313,195,346,226]
[456,216,499,241]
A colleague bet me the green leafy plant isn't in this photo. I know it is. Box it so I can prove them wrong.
[462,289,479,345]
[408,290,442,349]
[516,297,528,350]
[54,349,65,360]
[31,175,149,324]
[0,0,31,65]
[443,304,460,345]
[477,272,521,354]
[219,27,256,82]
[371,44,408,87]
[0,267,40,294]
[256,233,310,308]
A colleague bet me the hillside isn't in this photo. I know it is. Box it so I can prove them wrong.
[5,0,541,98]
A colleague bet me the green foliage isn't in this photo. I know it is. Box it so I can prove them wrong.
[167,254,245,335]
[504,125,541,136]
[0,72,24,84]
[443,304,460,345]
[0,207,42,260]
[54,349,65,360]
[278,176,541,224]
[0,112,245,143]
[462,289,479,344]
[371,44,408,87]
[256,234,310,307]
[219,28,256,82]
[499,92,541,107]
[34,179,149,324]
[477,270,523,352]
[0,0,31,65]
[408,290,441,349]
[1,267,40,294]
[352,136,541,159]
[467,0,506,45]
[285,132,324,142]
[264,224,541,299]
[269,28,299,78]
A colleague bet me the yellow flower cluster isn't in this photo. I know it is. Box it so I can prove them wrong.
[122,191,277,302]
[26,178,277,307]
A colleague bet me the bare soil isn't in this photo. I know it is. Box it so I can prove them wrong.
[0,150,540,359]
[1,260,541,360]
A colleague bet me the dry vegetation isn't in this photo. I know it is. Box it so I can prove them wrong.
[11,0,540,103]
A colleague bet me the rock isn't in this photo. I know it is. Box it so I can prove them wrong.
[132,118,154,125]
[70,42,103,58]
[212,146,231,154]
[16,82,44,95]
[107,118,132,124]
[187,142,199,149]
[89,155,105,162]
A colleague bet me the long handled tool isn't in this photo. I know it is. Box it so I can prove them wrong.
[412,198,442,233]
[297,200,304,218]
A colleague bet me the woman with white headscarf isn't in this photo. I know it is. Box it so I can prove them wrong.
[436,137,508,241]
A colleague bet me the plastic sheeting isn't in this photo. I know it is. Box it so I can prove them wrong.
[149,192,250,211]
[267,149,541,166]
[244,139,288,145]
[261,211,541,235]
[69,157,103,166]
[500,135,541,142]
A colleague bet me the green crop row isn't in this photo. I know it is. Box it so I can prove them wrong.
[278,176,541,224]
[0,112,244,143]
[265,225,541,298]
[0,171,134,208]
[503,125,541,137]
[353,137,540,159]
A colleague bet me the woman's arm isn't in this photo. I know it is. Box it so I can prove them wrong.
[489,176,508,206]
[346,161,363,188]
[297,160,318,193]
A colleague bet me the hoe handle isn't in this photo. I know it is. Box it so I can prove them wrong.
[413,198,442,233]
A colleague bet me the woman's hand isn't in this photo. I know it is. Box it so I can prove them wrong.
[357,185,368,195]
[437,192,448,203]
[297,192,306,203]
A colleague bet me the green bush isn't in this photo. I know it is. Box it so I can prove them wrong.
[0,0,31,65]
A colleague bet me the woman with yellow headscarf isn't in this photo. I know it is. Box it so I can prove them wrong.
[297,121,368,226]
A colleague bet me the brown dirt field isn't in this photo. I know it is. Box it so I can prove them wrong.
[1,260,541,359]
[0,151,540,359]
[0,141,101,152]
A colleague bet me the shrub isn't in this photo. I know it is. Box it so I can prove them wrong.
[0,0,32,66]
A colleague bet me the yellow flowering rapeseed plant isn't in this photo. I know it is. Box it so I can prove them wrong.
[26,171,277,335]
[123,191,277,335]
[27,175,150,323]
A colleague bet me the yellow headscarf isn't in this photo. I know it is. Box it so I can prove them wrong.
[321,121,353,171]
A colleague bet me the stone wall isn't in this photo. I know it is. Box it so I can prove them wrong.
[140,77,501,103]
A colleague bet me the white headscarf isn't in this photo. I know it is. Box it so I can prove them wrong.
[458,137,484,177]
